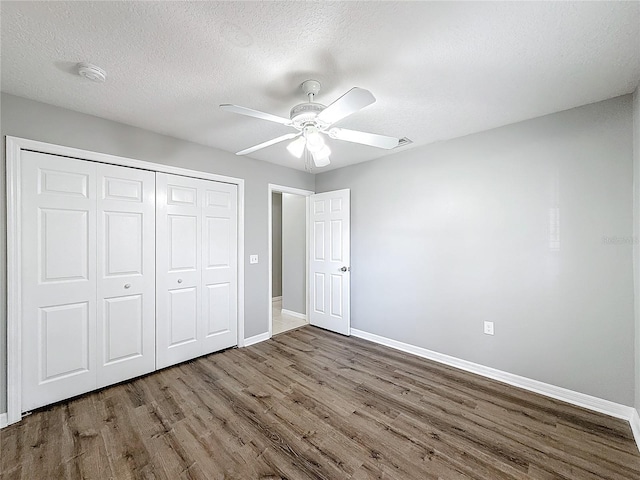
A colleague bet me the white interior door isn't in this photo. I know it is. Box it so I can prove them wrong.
[21,151,98,411]
[156,173,203,368]
[96,164,156,387]
[156,173,238,369]
[201,181,238,353]
[309,189,351,335]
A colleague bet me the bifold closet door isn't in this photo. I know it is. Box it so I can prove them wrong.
[21,152,98,411]
[21,152,156,412]
[96,163,156,388]
[156,173,238,369]
[200,180,238,355]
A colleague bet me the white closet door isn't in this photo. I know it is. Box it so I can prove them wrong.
[21,151,98,411]
[156,173,203,368]
[96,164,156,387]
[156,173,238,369]
[201,182,238,353]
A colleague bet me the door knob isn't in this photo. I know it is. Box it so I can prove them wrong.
[124,284,131,289]
[177,278,183,283]
[340,266,350,272]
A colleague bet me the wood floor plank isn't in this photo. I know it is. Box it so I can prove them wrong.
[2,326,639,479]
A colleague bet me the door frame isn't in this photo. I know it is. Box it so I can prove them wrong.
[5,135,246,426]
[267,184,314,338]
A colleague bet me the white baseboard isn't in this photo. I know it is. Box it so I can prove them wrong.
[272,296,282,302]
[243,332,270,347]
[0,413,7,429]
[631,409,640,449]
[351,328,639,451]
[281,308,307,320]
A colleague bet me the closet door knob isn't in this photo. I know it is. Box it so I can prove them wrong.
[177,278,183,283]
[124,284,131,289]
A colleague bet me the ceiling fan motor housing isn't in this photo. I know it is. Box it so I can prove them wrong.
[290,102,326,129]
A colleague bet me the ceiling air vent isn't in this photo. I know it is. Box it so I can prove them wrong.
[395,137,413,148]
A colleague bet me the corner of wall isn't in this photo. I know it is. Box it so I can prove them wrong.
[634,85,640,414]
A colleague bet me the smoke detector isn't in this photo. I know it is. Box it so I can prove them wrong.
[77,62,106,83]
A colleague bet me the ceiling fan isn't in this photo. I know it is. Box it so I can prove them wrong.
[220,80,407,168]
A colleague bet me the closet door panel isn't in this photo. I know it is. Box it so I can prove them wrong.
[168,214,198,271]
[156,174,238,368]
[201,182,238,353]
[102,295,143,362]
[204,283,231,335]
[168,287,198,345]
[166,212,200,348]
[96,164,156,387]
[21,152,97,412]
[39,302,90,379]
[156,173,202,368]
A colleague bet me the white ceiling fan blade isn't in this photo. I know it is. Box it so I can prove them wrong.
[328,127,399,149]
[316,87,375,126]
[220,104,292,125]
[236,133,300,155]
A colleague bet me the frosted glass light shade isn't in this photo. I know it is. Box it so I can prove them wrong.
[312,145,331,167]
[316,145,331,157]
[305,130,325,153]
[286,136,306,158]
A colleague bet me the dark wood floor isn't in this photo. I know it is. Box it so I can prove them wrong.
[2,326,639,479]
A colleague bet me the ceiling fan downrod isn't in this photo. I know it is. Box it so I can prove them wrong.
[301,79,321,103]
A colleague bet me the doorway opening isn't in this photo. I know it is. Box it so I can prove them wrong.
[268,184,314,337]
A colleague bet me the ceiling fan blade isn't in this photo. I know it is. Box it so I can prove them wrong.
[220,104,292,125]
[328,127,399,149]
[236,133,299,155]
[316,87,375,126]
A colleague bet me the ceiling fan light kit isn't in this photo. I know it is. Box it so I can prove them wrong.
[312,150,331,168]
[286,136,306,158]
[220,79,409,169]
[304,126,325,153]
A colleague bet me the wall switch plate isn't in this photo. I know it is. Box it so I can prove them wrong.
[483,321,494,335]
[249,254,258,264]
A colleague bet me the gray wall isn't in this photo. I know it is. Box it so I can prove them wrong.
[272,193,283,298]
[316,95,635,406]
[2,91,637,415]
[0,93,315,414]
[282,193,307,315]
[634,86,640,413]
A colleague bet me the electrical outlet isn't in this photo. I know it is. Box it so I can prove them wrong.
[249,254,258,264]
[483,321,494,335]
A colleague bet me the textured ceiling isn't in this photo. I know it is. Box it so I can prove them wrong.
[1,1,639,171]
